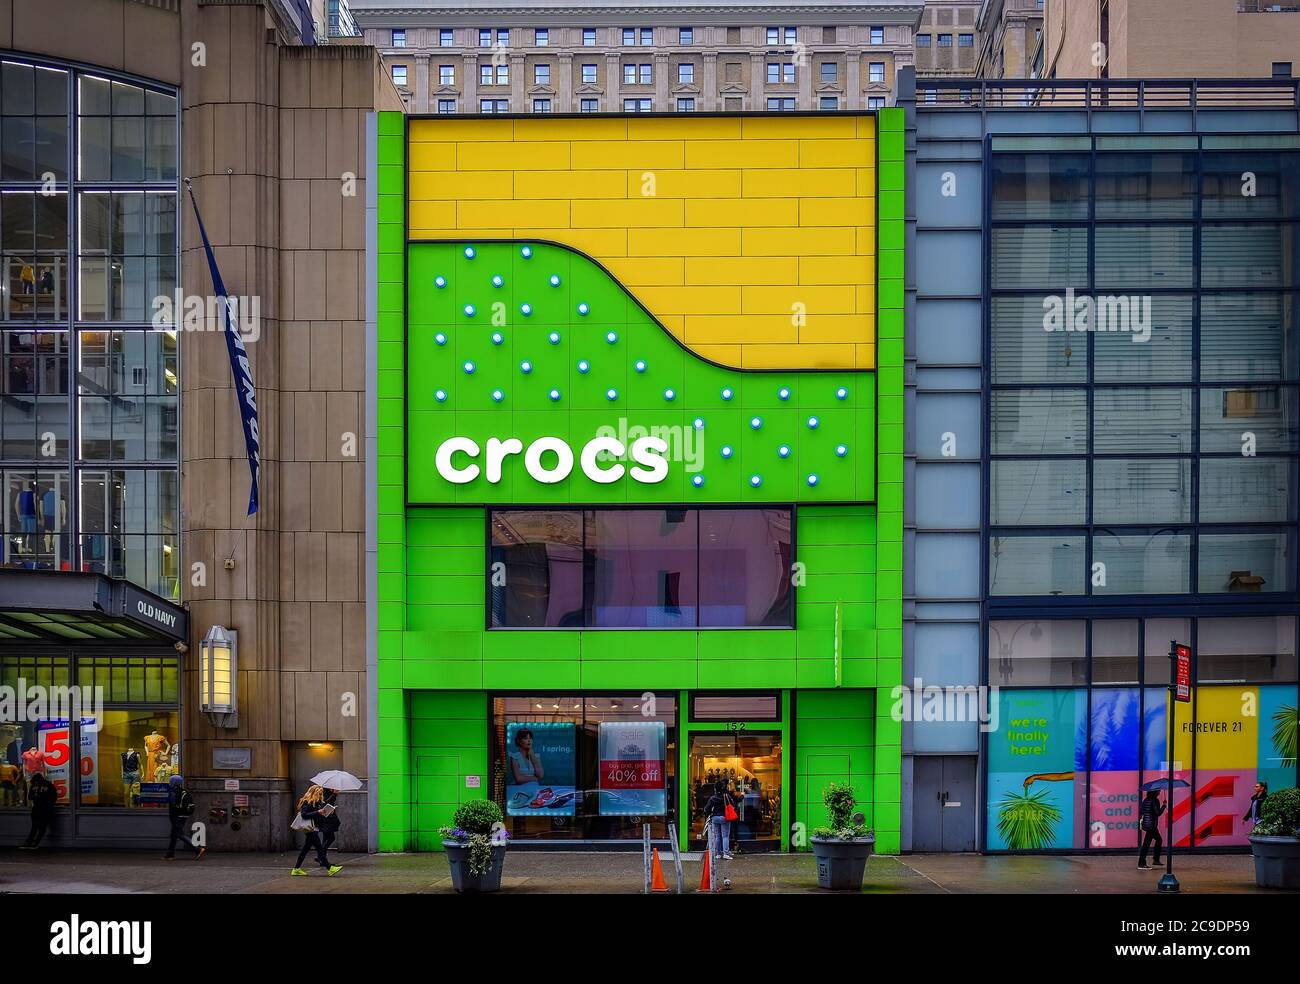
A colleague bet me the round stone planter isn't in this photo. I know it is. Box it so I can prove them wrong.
[443,840,507,893]
[810,835,874,891]
[1248,835,1300,890]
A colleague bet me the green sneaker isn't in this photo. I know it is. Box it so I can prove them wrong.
[327,864,343,876]
[290,868,309,876]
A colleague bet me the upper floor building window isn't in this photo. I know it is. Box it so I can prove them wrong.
[535,29,549,46]
[391,29,405,47]
[679,63,695,84]
[391,65,407,86]
[583,28,597,46]
[437,99,456,114]
[623,98,653,113]
[959,33,974,47]
[439,65,454,86]
[581,64,598,84]
[580,98,599,112]
[766,26,796,46]
[767,62,795,84]
[439,29,453,47]
[480,28,508,47]
[870,26,884,44]
[679,27,693,45]
[939,34,953,47]
[869,62,885,83]
[534,64,550,85]
[917,34,931,48]
[820,62,838,83]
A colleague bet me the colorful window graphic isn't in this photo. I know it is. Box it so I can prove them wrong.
[505,722,577,816]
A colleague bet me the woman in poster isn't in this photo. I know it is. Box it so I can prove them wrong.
[509,729,545,786]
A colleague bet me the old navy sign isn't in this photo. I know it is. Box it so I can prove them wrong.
[434,434,669,485]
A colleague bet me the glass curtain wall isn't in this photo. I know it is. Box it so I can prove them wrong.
[0,58,179,597]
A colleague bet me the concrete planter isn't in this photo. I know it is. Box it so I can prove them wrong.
[1248,835,1300,890]
[443,840,507,893]
[811,835,874,891]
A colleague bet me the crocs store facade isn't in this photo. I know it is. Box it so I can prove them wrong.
[367,110,905,852]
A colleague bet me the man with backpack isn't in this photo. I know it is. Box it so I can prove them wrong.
[163,774,206,861]
[1138,789,1166,870]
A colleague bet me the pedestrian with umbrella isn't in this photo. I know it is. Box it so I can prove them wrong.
[1137,777,1188,870]
[289,771,361,877]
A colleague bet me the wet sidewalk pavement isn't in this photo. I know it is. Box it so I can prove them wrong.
[0,847,1283,894]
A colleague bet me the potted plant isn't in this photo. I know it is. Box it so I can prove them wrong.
[441,799,509,893]
[810,781,875,891]
[1248,785,1300,890]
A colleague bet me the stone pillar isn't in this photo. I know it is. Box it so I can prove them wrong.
[846,54,861,110]
[463,52,477,112]
[703,51,718,112]
[510,52,525,112]
[606,52,621,112]
[557,52,573,113]
[799,49,814,110]
[750,52,765,111]
[654,51,670,110]
[413,53,429,113]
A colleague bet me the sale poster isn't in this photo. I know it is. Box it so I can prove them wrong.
[37,719,97,805]
[505,722,576,816]
[598,721,666,816]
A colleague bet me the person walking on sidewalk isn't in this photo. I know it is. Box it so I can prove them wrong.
[19,773,56,850]
[291,784,342,876]
[163,774,205,861]
[1243,781,1268,826]
[1137,789,1165,870]
[703,780,737,861]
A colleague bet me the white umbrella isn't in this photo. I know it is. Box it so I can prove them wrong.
[311,770,363,791]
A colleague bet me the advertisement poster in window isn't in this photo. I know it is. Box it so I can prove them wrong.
[598,721,666,816]
[37,719,98,805]
[986,689,1087,850]
[505,722,576,816]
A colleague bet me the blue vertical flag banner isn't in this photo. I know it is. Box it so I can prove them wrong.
[185,179,260,515]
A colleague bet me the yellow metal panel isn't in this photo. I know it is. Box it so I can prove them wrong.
[405,113,878,369]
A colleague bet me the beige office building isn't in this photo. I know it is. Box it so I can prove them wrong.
[974,0,1043,78]
[1039,0,1300,80]
[350,0,925,114]
[913,1,981,77]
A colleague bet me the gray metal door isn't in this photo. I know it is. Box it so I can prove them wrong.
[939,756,976,852]
[912,756,945,851]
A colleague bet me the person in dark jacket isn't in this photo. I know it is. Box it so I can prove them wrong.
[1243,781,1268,824]
[163,774,205,861]
[292,784,342,876]
[703,781,738,861]
[19,773,57,849]
[1138,789,1166,869]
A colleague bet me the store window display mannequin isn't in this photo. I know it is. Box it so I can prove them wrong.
[143,730,170,783]
[121,748,142,807]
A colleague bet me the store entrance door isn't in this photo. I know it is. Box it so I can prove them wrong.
[686,731,782,852]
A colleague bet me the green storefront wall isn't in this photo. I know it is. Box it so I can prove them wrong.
[374,109,905,854]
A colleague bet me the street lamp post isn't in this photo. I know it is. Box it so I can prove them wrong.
[1157,639,1185,894]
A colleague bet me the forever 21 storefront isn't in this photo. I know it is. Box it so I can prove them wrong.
[370,109,907,854]
[0,52,185,847]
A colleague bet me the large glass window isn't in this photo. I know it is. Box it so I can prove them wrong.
[989,144,1300,601]
[490,694,677,842]
[490,508,793,629]
[2,192,70,322]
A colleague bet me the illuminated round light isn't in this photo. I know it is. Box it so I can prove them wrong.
[721,387,734,401]
[778,387,791,401]
[434,332,447,346]
[750,475,762,488]
[521,245,532,258]
[492,275,504,288]
[720,445,733,459]
[548,389,561,402]
[807,416,819,429]
[464,246,476,258]
[778,445,791,459]
[692,475,705,488]
[807,474,819,487]
[577,360,590,374]
[605,330,617,343]
[434,389,447,403]
[463,304,476,317]
[750,417,763,430]
[549,274,561,287]
[520,361,532,374]
[520,303,532,316]
[836,387,848,401]
[692,418,705,430]
[577,302,590,316]
[549,331,561,344]
[663,388,676,401]
[836,444,848,457]
[434,276,447,289]
[491,331,504,345]
[491,389,505,403]
[463,361,475,374]
[634,360,647,373]
[605,388,618,401]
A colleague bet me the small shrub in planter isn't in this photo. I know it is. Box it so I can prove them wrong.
[1249,786,1300,890]
[440,799,509,893]
[810,781,875,891]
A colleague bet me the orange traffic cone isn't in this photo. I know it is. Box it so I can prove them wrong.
[698,845,712,892]
[650,848,668,892]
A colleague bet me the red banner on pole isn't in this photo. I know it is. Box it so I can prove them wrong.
[1175,644,1191,702]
